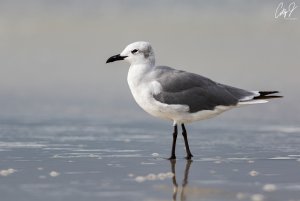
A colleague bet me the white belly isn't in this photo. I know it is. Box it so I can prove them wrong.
[127,80,179,121]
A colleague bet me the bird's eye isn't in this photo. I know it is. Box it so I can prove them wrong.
[131,49,138,54]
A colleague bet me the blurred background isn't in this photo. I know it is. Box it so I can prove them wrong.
[0,0,299,125]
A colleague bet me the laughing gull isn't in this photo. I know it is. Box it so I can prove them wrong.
[106,41,282,160]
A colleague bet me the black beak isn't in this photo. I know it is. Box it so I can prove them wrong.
[106,54,127,63]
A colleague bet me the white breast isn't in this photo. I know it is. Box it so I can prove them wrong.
[127,65,188,122]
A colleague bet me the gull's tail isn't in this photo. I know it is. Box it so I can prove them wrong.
[238,91,283,105]
[253,91,283,100]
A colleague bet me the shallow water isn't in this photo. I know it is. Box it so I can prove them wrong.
[1,118,300,201]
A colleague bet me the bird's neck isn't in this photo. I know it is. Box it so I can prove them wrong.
[130,55,155,67]
[127,63,154,87]
[146,55,155,67]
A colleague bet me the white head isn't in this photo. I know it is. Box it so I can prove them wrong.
[106,41,155,66]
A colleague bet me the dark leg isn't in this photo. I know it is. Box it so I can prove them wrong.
[169,125,178,160]
[181,124,193,159]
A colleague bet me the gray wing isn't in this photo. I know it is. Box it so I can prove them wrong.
[152,66,255,113]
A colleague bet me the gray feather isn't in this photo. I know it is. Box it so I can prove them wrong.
[152,66,254,113]
[220,84,255,100]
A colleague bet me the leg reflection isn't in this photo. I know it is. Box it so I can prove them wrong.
[170,160,178,201]
[170,160,193,201]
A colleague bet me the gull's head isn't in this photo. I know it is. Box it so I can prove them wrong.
[106,41,155,66]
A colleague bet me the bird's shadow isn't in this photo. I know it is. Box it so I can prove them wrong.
[169,159,193,201]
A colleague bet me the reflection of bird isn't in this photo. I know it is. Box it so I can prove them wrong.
[106,41,282,159]
[170,160,192,201]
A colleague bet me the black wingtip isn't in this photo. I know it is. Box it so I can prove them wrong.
[254,91,283,100]
[259,91,280,96]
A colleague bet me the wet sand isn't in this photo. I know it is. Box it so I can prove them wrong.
[0,118,300,201]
